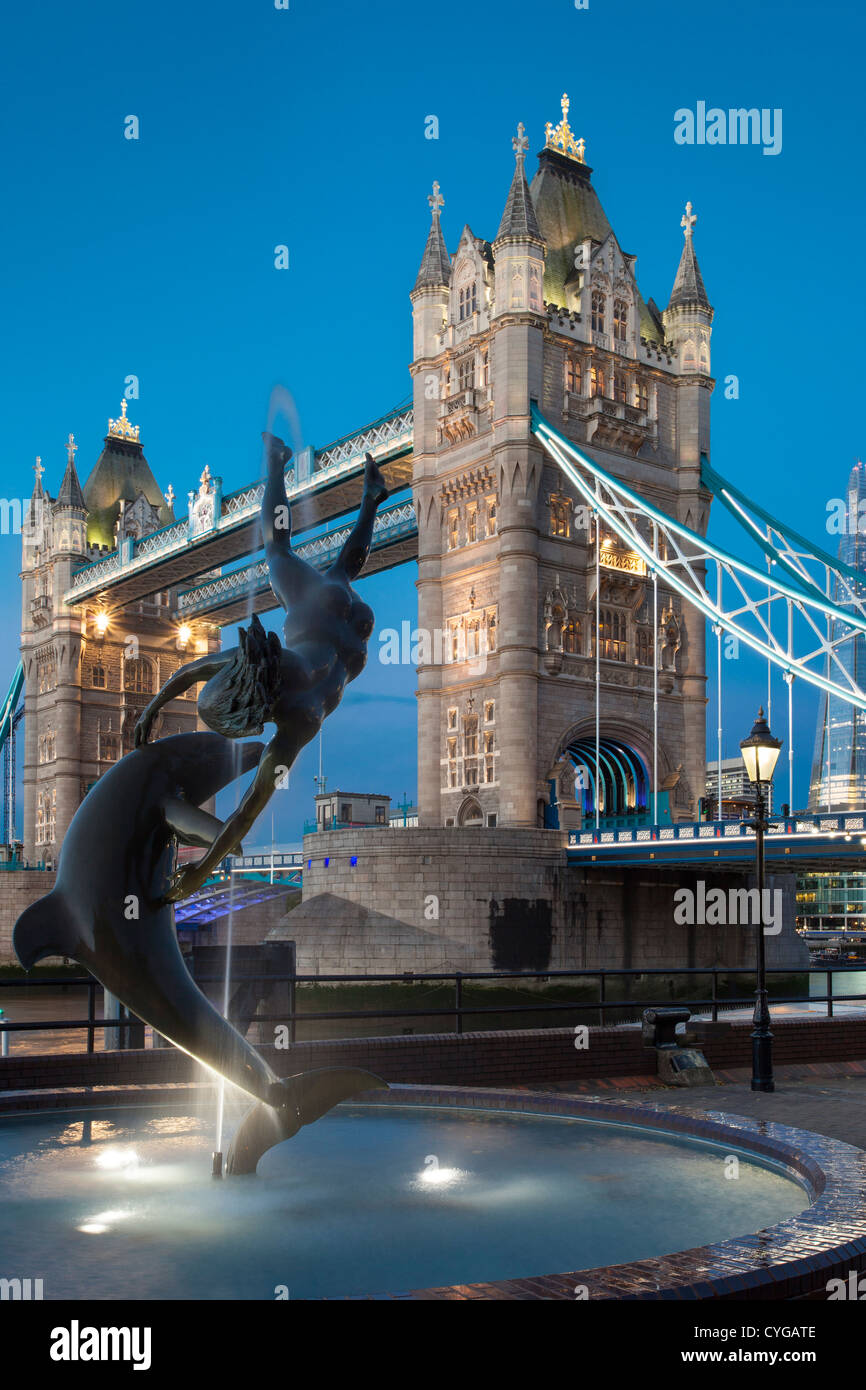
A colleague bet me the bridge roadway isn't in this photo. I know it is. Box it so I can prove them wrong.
[567,813,866,870]
[62,406,415,614]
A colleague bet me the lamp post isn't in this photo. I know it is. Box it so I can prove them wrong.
[739,707,783,1093]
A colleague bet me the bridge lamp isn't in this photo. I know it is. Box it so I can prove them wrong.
[739,707,783,1095]
[176,624,192,652]
[93,611,109,639]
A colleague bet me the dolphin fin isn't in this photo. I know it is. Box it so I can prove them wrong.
[225,1068,388,1176]
[13,895,74,969]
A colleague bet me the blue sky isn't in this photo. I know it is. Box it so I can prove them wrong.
[1,0,863,835]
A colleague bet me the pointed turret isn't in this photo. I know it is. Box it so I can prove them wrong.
[496,123,542,242]
[413,182,451,291]
[30,455,45,503]
[56,434,86,512]
[667,202,711,311]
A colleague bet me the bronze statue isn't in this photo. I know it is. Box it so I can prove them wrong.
[134,432,389,902]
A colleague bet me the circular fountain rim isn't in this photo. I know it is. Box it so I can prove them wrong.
[1,1081,864,1300]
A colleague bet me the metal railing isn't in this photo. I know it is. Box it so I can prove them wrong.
[0,964,863,1054]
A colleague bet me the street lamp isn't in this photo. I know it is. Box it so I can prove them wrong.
[739,706,783,1093]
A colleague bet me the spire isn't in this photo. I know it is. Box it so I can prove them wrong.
[667,201,710,310]
[496,123,543,242]
[57,433,86,511]
[31,455,44,500]
[413,182,451,291]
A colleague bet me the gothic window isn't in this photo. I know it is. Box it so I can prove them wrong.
[124,656,153,695]
[37,652,56,694]
[484,729,495,755]
[457,355,475,393]
[38,730,56,763]
[466,616,480,657]
[563,620,580,654]
[550,496,571,538]
[467,506,477,544]
[91,663,106,689]
[447,707,458,731]
[458,281,477,320]
[565,357,582,395]
[464,715,478,758]
[590,366,605,398]
[486,497,497,536]
[447,510,459,551]
[486,609,497,652]
[446,736,458,788]
[482,350,489,388]
[510,266,525,308]
[637,627,653,666]
[699,343,710,372]
[683,339,697,369]
[484,733,495,783]
[529,266,541,310]
[450,620,461,662]
[614,372,628,404]
[484,700,495,723]
[595,609,628,662]
[591,292,605,334]
[634,379,649,412]
[613,299,628,341]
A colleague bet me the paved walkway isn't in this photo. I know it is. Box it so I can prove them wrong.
[528,1060,866,1152]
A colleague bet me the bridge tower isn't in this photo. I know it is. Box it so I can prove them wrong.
[410,98,713,832]
[19,406,217,863]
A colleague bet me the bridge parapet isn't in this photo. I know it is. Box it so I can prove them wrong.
[64,406,414,606]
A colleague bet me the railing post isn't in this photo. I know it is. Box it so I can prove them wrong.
[288,954,297,1045]
[598,972,605,1028]
[827,968,833,1019]
[87,979,95,1054]
[711,970,718,1023]
[455,973,463,1035]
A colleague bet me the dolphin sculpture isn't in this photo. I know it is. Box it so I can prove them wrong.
[13,731,386,1132]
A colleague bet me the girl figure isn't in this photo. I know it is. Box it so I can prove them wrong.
[134,432,389,901]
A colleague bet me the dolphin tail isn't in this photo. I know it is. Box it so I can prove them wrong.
[13,894,74,969]
[225,1067,388,1176]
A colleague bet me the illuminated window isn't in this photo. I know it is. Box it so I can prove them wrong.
[464,715,478,758]
[590,366,605,398]
[124,656,153,695]
[447,707,458,730]
[484,700,495,723]
[591,292,605,334]
[482,350,489,387]
[529,266,541,310]
[637,628,653,666]
[635,379,649,412]
[550,497,571,538]
[613,299,628,341]
[467,506,477,544]
[466,617,480,657]
[563,620,580,654]
[565,357,582,395]
[484,730,495,755]
[486,497,497,536]
[614,373,628,404]
[485,755,495,783]
[447,510,459,550]
[595,608,627,662]
[486,610,497,652]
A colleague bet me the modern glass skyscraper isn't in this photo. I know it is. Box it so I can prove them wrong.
[809,461,866,810]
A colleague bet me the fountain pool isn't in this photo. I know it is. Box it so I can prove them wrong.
[0,1097,809,1300]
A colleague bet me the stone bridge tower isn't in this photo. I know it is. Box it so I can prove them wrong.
[19,405,218,863]
[411,98,713,832]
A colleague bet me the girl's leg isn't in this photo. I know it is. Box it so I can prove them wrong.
[330,453,389,582]
[261,432,318,610]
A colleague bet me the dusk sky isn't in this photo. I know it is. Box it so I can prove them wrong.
[2,0,863,837]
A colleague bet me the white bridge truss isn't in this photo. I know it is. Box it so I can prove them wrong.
[532,407,866,816]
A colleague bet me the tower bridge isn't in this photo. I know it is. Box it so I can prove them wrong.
[11,96,866,975]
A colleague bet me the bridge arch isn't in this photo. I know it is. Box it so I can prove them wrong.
[548,717,676,826]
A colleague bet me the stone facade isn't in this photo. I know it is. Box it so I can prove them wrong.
[277,828,808,974]
[410,101,713,834]
[18,412,219,862]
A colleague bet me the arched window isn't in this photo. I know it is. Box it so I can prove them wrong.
[456,354,475,393]
[447,511,459,551]
[613,300,628,341]
[590,366,605,398]
[634,379,649,412]
[124,656,153,695]
[458,278,477,321]
[591,292,606,334]
[529,266,541,310]
[550,497,571,537]
[683,339,697,369]
[91,663,106,689]
[595,609,627,662]
[614,372,628,404]
[563,620,580,654]
[565,357,582,395]
[637,628,653,666]
[486,609,497,653]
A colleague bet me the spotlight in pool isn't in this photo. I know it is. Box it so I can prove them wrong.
[419,1154,461,1186]
[94,1146,139,1171]
[77,1208,131,1235]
